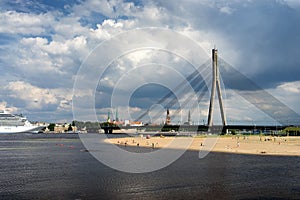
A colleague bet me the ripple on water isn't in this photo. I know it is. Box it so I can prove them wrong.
[0,133,299,199]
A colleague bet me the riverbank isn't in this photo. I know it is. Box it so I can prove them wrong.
[106,135,300,156]
[1,133,299,199]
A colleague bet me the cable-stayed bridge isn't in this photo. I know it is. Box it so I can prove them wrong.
[101,49,300,134]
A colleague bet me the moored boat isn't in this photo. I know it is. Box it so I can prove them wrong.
[0,110,46,133]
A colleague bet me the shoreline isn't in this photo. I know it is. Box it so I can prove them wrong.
[105,135,300,156]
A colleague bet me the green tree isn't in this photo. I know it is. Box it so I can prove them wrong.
[48,123,55,131]
[68,123,73,131]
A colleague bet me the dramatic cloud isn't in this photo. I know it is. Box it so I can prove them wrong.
[0,0,299,124]
[0,11,55,35]
[4,81,72,111]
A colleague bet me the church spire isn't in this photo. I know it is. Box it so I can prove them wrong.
[188,110,191,125]
[116,107,119,122]
[107,111,111,123]
[165,108,171,125]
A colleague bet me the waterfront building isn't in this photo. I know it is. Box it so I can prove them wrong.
[165,109,171,125]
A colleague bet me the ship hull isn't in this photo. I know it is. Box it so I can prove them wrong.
[0,126,45,133]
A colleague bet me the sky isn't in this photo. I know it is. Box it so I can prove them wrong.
[0,0,300,125]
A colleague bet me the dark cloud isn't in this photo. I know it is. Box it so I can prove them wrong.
[129,83,179,109]
[1,0,299,123]
[158,0,300,89]
[216,2,300,89]
[221,2,300,89]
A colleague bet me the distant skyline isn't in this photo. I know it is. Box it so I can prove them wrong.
[0,0,300,125]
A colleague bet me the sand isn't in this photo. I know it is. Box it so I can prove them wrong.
[105,135,300,156]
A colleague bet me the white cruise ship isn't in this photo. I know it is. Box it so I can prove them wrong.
[0,110,46,133]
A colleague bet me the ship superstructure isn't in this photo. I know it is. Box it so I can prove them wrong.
[0,110,45,133]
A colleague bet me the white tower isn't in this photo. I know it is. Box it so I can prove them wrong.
[207,48,227,127]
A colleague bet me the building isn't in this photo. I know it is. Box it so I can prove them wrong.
[165,109,171,125]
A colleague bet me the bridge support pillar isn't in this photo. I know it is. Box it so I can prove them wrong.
[207,48,227,127]
[103,128,113,134]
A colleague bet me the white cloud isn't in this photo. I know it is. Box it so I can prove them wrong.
[47,36,87,55]
[0,0,299,124]
[72,0,117,18]
[72,0,142,19]
[4,81,72,111]
[281,0,300,9]
[5,81,57,109]
[20,35,87,57]
[89,19,128,40]
[269,81,300,115]
[125,50,153,66]
[0,11,54,35]
[278,81,300,93]
[220,6,233,15]
[2,35,89,90]
[0,101,18,113]
[53,16,89,40]
[223,89,280,125]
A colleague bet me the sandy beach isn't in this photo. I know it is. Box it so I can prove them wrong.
[106,135,300,156]
[1,133,300,199]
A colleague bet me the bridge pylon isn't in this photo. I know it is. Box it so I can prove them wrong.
[207,48,227,127]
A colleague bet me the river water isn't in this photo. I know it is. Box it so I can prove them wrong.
[0,133,299,199]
